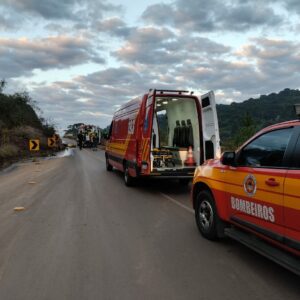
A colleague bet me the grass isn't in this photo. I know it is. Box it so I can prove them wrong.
[0,144,18,159]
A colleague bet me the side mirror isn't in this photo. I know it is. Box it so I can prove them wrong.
[221,151,236,166]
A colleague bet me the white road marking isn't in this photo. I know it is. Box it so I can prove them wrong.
[160,192,194,214]
[90,149,193,214]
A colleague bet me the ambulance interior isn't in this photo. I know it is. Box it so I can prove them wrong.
[151,97,200,171]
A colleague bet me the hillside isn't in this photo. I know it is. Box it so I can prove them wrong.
[0,87,57,167]
[217,88,300,146]
[0,92,42,129]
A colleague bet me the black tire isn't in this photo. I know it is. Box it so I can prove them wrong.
[106,156,113,171]
[124,164,135,187]
[195,190,225,240]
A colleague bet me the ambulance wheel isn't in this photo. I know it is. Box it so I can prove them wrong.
[195,190,224,240]
[124,164,135,187]
[106,156,113,171]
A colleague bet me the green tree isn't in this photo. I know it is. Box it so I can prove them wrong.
[233,112,257,148]
[217,88,300,144]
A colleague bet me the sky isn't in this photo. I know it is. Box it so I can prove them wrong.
[0,0,300,132]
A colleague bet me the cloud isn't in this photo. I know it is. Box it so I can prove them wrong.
[221,4,282,31]
[280,0,300,14]
[0,35,104,78]
[142,0,283,32]
[237,38,300,90]
[1,0,299,132]
[172,36,231,55]
[0,14,16,30]
[174,38,300,100]
[30,67,144,115]
[0,0,122,31]
[1,0,120,20]
[113,26,231,65]
[95,17,134,38]
[112,26,180,65]
[140,4,175,26]
[26,65,195,130]
[2,0,80,20]
[174,59,261,95]
[20,34,300,131]
[79,66,143,87]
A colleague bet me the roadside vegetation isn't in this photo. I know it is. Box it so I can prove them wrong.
[0,80,58,167]
[218,88,300,149]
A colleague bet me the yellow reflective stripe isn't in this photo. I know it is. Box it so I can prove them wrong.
[194,177,283,207]
[284,178,300,210]
[107,135,131,156]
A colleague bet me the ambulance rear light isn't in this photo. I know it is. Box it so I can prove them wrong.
[294,104,300,118]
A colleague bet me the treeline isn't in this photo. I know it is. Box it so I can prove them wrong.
[217,88,300,149]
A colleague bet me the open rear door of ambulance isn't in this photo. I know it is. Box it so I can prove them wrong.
[201,91,221,161]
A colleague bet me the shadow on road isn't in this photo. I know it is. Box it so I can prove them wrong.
[111,169,191,200]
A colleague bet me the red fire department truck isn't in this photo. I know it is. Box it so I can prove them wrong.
[105,89,220,186]
[192,119,300,275]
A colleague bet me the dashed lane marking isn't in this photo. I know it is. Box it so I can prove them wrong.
[160,192,194,214]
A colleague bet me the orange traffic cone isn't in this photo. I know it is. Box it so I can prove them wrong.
[184,146,196,166]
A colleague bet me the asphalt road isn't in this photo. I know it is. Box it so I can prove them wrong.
[0,148,299,300]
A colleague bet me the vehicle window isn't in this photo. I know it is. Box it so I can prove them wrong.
[156,110,168,146]
[144,106,150,133]
[107,121,113,139]
[291,134,300,168]
[237,128,293,168]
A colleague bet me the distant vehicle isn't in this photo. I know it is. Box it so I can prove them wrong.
[192,119,300,275]
[67,143,76,148]
[64,133,74,139]
[105,89,220,186]
[77,124,101,148]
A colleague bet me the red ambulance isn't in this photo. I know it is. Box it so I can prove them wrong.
[105,89,220,186]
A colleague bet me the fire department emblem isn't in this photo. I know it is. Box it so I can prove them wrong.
[243,174,257,197]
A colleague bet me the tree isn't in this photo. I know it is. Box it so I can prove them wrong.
[233,112,257,148]
[0,79,6,93]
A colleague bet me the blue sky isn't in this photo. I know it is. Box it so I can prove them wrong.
[0,0,300,131]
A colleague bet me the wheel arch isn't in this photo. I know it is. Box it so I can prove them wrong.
[192,182,212,209]
[193,183,228,239]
